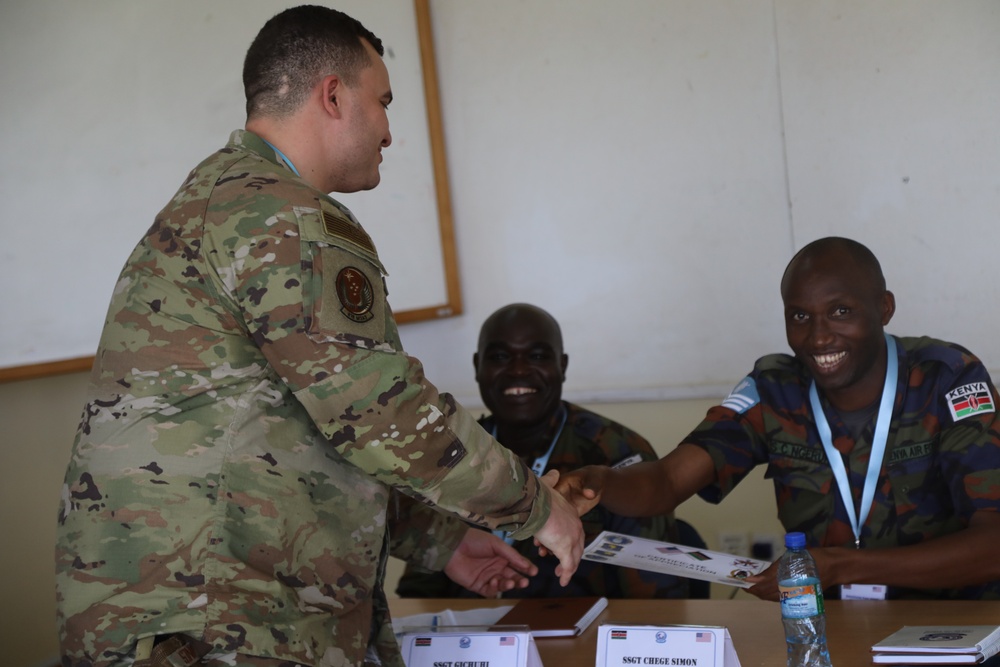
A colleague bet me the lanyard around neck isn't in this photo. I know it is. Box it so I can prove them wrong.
[808,333,898,548]
[492,403,569,545]
[262,139,300,177]
[492,403,568,477]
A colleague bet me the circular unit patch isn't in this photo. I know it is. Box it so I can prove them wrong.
[336,266,375,323]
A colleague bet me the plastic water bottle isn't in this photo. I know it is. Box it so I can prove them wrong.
[777,532,833,666]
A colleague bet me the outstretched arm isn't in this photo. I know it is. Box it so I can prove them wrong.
[744,510,1000,601]
[443,528,538,597]
[530,482,586,587]
[554,443,717,518]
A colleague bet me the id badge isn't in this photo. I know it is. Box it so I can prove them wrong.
[840,584,887,600]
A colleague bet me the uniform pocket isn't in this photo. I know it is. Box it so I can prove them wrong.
[765,441,835,533]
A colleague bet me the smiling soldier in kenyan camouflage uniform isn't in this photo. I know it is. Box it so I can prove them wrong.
[397,304,694,600]
[556,237,1000,602]
[55,7,583,667]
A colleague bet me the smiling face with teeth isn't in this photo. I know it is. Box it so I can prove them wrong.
[780,238,896,412]
[474,304,569,452]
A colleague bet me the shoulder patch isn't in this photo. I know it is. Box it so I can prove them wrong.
[721,376,760,414]
[335,266,376,323]
[946,382,995,421]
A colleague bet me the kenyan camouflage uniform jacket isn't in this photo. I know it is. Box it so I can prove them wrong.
[396,402,690,599]
[55,130,550,666]
[687,335,1000,599]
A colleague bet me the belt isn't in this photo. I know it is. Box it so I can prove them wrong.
[134,634,208,667]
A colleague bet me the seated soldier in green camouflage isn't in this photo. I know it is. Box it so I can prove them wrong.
[54,7,584,667]
[398,303,694,599]
[556,237,1000,602]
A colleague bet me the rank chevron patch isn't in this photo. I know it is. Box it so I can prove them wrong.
[721,376,760,414]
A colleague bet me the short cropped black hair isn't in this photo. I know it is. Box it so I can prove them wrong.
[781,236,886,294]
[243,5,384,120]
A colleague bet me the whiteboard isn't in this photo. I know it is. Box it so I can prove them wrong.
[0,0,458,375]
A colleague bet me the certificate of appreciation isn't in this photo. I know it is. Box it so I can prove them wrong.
[582,531,770,589]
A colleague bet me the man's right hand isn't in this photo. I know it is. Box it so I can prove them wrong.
[550,465,607,517]
[556,447,715,519]
[531,479,585,587]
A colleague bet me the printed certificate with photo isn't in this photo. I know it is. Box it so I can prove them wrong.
[582,531,771,588]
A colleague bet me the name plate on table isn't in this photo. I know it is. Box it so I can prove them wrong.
[841,583,887,600]
[400,628,541,667]
[595,625,741,667]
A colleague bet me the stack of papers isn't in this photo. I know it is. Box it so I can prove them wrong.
[871,626,1000,664]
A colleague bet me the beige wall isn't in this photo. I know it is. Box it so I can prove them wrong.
[2,371,90,667]
[0,372,782,667]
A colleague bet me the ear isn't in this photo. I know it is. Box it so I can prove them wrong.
[881,290,896,326]
[320,74,344,118]
[560,353,569,381]
[472,352,480,378]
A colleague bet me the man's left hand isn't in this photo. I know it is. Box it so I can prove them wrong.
[444,528,538,597]
[743,560,780,601]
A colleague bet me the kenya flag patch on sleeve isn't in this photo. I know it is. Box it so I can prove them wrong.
[946,382,996,421]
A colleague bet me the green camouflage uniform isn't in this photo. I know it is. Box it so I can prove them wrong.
[56,130,550,667]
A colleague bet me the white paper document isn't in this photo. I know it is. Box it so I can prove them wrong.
[583,531,771,589]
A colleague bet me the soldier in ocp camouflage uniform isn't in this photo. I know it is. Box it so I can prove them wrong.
[55,7,584,667]
[397,304,693,600]
[556,237,1000,601]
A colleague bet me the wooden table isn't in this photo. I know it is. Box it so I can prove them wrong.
[391,598,1000,666]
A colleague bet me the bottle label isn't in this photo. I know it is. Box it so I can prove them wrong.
[779,582,825,618]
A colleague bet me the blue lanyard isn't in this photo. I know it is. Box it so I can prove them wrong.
[262,139,300,177]
[808,333,898,548]
[492,404,569,545]
[495,403,568,477]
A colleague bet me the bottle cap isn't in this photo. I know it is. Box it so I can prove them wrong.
[784,532,807,548]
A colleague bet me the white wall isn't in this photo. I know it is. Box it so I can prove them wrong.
[404,0,1000,407]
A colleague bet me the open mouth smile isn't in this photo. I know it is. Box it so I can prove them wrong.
[813,351,847,371]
